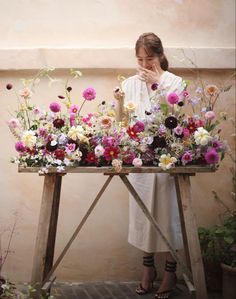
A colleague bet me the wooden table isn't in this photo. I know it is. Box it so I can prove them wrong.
[19,165,215,299]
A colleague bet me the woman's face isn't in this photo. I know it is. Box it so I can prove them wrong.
[136,47,160,70]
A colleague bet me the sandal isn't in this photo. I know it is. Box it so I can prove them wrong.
[136,255,157,295]
[155,260,177,299]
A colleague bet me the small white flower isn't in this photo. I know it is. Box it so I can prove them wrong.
[54,159,62,165]
[57,166,65,173]
[51,140,57,146]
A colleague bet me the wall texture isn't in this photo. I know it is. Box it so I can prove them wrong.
[0,0,235,283]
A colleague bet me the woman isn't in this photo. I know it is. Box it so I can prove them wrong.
[114,33,184,299]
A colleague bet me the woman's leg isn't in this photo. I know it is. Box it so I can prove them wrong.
[136,252,157,294]
[155,252,177,298]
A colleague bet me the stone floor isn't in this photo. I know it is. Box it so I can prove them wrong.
[18,281,223,299]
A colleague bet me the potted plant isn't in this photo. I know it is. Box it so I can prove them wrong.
[199,119,236,297]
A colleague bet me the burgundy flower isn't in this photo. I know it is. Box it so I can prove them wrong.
[123,150,136,164]
[54,148,65,160]
[151,83,158,91]
[46,141,58,152]
[6,83,13,90]
[164,116,178,129]
[53,118,65,129]
[85,152,98,164]
[133,121,145,133]
[152,136,167,148]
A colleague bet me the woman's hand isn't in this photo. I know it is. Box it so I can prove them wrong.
[137,64,162,84]
[113,86,125,101]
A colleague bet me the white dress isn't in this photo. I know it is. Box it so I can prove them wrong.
[122,71,184,253]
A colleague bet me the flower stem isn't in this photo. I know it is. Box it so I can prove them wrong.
[78,99,86,116]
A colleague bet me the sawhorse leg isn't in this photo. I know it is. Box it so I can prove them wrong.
[174,174,208,299]
[31,174,62,295]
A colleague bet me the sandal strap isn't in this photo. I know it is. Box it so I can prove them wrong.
[165,260,177,272]
[143,255,154,267]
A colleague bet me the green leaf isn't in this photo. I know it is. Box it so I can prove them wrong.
[224,236,234,244]
[160,103,169,115]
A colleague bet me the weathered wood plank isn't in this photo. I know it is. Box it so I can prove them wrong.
[31,175,62,287]
[18,165,216,174]
[175,175,208,299]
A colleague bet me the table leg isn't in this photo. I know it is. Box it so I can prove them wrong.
[174,174,208,299]
[31,174,62,287]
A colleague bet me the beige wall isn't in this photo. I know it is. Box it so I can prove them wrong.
[0,0,235,283]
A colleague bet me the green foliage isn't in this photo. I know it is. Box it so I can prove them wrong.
[198,216,236,267]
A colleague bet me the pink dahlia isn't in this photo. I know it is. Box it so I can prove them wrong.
[167,92,179,105]
[204,148,219,164]
[133,121,145,133]
[82,87,96,101]
[49,102,61,113]
[15,141,25,152]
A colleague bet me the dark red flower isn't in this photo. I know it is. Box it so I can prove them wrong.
[165,116,178,129]
[104,146,119,161]
[53,118,65,129]
[46,141,58,152]
[6,83,13,90]
[151,83,158,91]
[54,148,65,160]
[85,152,98,164]
[152,136,167,148]
[127,126,138,139]
[187,118,197,133]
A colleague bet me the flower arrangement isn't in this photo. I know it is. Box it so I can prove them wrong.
[7,68,232,173]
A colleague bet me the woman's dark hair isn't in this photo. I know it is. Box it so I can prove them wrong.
[135,32,169,71]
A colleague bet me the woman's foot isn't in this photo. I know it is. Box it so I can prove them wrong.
[136,255,157,295]
[155,260,177,299]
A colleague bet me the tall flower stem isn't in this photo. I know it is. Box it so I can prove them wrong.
[78,99,86,116]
